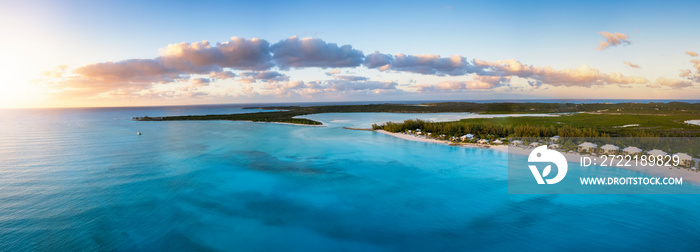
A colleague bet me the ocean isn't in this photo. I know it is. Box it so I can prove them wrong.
[1,104,700,251]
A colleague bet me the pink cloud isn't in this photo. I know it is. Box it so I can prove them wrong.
[596,32,631,50]
[416,74,510,92]
[474,59,648,87]
[624,61,641,68]
[655,77,693,88]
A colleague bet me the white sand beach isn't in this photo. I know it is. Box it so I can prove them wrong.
[375,130,510,151]
[375,129,700,185]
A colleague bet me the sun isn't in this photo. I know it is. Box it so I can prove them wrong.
[0,52,48,108]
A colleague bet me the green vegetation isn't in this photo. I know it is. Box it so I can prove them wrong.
[135,102,700,132]
[244,102,700,115]
[133,111,323,125]
[373,118,602,138]
[133,101,700,160]
[370,110,700,156]
[372,112,700,138]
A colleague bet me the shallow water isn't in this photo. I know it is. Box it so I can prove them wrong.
[298,112,556,128]
[1,105,700,251]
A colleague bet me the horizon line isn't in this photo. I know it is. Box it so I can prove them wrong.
[3,98,700,110]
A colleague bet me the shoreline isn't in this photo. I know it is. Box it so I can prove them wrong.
[247,121,326,127]
[374,130,700,185]
[375,130,510,152]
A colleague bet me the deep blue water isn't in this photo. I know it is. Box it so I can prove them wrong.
[1,104,700,251]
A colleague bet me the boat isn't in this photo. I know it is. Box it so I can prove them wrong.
[137,131,141,135]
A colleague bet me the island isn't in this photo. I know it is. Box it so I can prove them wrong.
[134,101,700,159]
[133,101,700,182]
[135,102,700,135]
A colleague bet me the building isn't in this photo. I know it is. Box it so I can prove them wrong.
[510,140,523,146]
[673,153,693,167]
[600,144,619,154]
[549,144,559,149]
[550,136,560,142]
[578,142,597,152]
[460,134,474,141]
[647,149,667,156]
[529,142,540,147]
[622,146,642,155]
[477,139,489,144]
[492,139,503,145]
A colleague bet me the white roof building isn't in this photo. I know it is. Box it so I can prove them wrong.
[673,153,693,167]
[550,136,560,142]
[549,144,560,149]
[529,142,540,147]
[477,139,489,144]
[647,149,667,156]
[510,140,523,146]
[578,142,597,153]
[600,144,619,153]
[622,146,642,155]
[673,152,693,161]
[578,142,597,148]
[492,139,503,145]
[460,134,474,141]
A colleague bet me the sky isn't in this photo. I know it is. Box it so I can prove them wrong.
[1,0,699,108]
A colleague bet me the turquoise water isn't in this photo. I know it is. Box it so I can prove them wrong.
[2,105,700,251]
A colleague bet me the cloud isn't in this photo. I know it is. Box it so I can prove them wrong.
[679,59,700,83]
[416,74,510,92]
[208,70,237,80]
[159,37,273,71]
[596,32,631,50]
[324,80,397,91]
[49,36,366,97]
[332,75,369,81]
[528,80,543,89]
[49,37,275,96]
[41,65,69,78]
[271,36,364,69]
[624,61,641,68]
[365,52,647,88]
[686,51,698,57]
[240,71,289,83]
[42,35,657,100]
[364,52,393,70]
[325,69,341,76]
[390,54,471,76]
[655,77,693,88]
[191,77,211,86]
[73,59,182,84]
[262,79,398,96]
[473,59,648,87]
[365,52,478,76]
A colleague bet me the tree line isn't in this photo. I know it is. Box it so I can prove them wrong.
[372,119,602,138]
